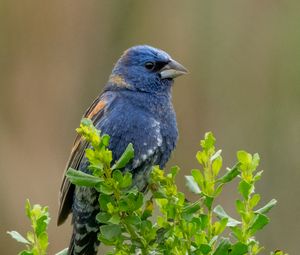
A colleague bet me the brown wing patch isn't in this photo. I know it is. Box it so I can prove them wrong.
[71,135,83,154]
[109,74,132,89]
[58,95,110,225]
[87,100,106,119]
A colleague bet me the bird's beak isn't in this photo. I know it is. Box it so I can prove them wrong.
[159,59,188,79]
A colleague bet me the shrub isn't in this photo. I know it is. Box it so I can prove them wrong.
[8,119,288,255]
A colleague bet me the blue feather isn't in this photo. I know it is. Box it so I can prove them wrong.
[59,45,186,255]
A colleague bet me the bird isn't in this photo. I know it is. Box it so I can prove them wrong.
[57,45,187,255]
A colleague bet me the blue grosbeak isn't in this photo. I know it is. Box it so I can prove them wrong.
[57,45,187,255]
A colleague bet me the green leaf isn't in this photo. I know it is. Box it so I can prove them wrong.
[217,164,240,183]
[132,192,144,211]
[238,180,253,200]
[249,194,261,209]
[213,205,241,227]
[98,235,117,246]
[55,248,68,255]
[199,244,212,254]
[170,165,180,178]
[248,213,270,235]
[25,199,31,219]
[255,199,277,214]
[99,194,114,211]
[108,214,121,224]
[101,134,110,147]
[76,118,101,146]
[106,202,115,214]
[152,191,167,199]
[119,192,143,212]
[183,201,201,215]
[251,153,260,171]
[212,155,223,176]
[36,215,49,236]
[253,170,264,182]
[214,184,224,197]
[198,214,209,230]
[111,143,134,170]
[37,232,49,251]
[98,182,114,195]
[201,132,216,151]
[96,212,111,223]
[166,204,176,219]
[120,172,132,189]
[194,230,206,246]
[237,151,252,165]
[140,220,156,241]
[213,218,228,235]
[185,175,201,194]
[235,200,245,215]
[210,235,219,246]
[81,117,93,127]
[31,204,43,219]
[100,224,121,240]
[66,168,102,187]
[27,231,34,243]
[112,170,132,189]
[85,149,101,168]
[230,226,243,240]
[204,196,214,210]
[7,231,30,244]
[196,151,208,165]
[213,237,231,255]
[19,251,34,255]
[124,215,141,225]
[112,169,123,183]
[271,250,288,255]
[142,200,154,220]
[191,169,204,187]
[182,202,201,221]
[229,242,248,255]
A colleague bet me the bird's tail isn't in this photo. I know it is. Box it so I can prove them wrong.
[68,210,100,255]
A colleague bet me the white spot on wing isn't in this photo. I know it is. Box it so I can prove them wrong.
[151,119,160,128]
[157,136,162,146]
[133,159,140,168]
[150,118,163,147]
[132,118,163,169]
[74,243,88,253]
[148,149,153,155]
[86,224,98,232]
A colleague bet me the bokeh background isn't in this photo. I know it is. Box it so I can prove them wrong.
[1,0,299,254]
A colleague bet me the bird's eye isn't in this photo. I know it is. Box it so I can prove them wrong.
[145,62,155,71]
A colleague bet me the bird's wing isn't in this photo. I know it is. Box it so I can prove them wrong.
[57,93,113,225]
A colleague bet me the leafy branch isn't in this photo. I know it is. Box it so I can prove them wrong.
[8,119,288,255]
[7,200,50,255]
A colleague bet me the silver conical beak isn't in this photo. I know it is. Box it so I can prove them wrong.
[159,59,188,79]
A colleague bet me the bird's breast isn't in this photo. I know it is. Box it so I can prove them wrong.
[97,90,178,169]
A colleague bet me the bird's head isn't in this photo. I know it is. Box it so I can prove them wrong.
[108,45,188,94]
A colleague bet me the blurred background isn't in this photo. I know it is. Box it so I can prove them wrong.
[1,0,299,254]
